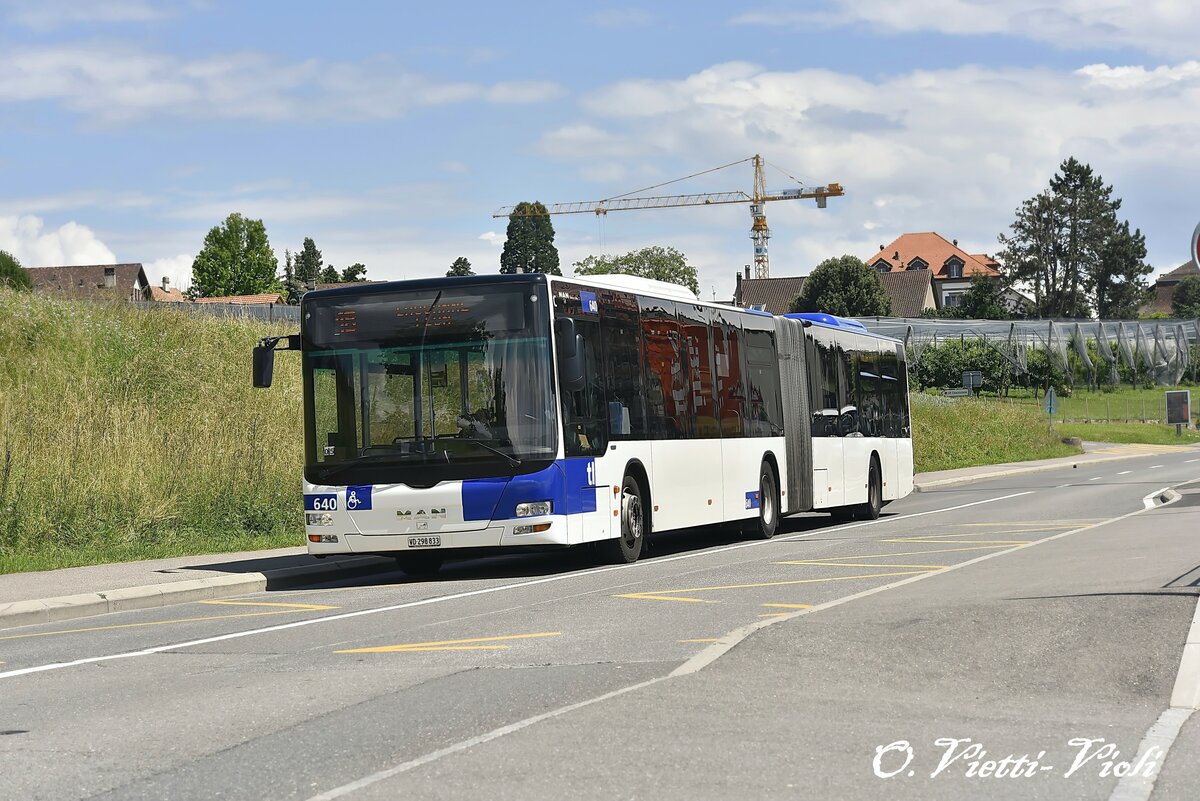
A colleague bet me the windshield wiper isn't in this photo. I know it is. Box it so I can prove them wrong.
[316,451,415,481]
[448,439,522,468]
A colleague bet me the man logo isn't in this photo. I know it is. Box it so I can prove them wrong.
[397,508,447,519]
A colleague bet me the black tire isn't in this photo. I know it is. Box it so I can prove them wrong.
[857,459,882,521]
[751,461,780,539]
[395,552,444,578]
[600,474,646,564]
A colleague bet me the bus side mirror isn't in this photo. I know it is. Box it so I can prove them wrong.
[555,318,585,393]
[253,345,275,388]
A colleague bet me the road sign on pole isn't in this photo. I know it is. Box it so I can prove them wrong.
[1044,386,1058,432]
[1166,390,1191,437]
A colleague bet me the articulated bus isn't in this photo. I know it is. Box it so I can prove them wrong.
[252,273,913,575]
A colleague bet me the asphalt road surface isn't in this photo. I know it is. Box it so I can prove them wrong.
[2,447,1199,801]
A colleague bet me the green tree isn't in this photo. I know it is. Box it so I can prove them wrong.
[446,256,474,277]
[0,250,31,291]
[956,275,1011,320]
[189,213,280,298]
[340,263,368,282]
[574,245,700,295]
[319,265,340,283]
[1173,275,1200,318]
[1095,221,1151,319]
[499,202,560,275]
[789,255,890,317]
[999,157,1140,318]
[294,237,323,286]
[281,249,304,304]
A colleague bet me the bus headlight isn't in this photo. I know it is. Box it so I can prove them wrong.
[306,512,334,526]
[513,522,552,535]
[515,501,552,517]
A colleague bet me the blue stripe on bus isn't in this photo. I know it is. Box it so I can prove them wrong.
[745,490,760,510]
[461,458,596,521]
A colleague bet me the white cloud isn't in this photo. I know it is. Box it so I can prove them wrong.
[538,59,1200,300]
[0,215,116,266]
[6,0,167,29]
[478,231,504,247]
[732,1,1200,58]
[486,81,565,104]
[144,253,193,292]
[0,44,566,123]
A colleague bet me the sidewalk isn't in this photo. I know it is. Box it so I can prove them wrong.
[2,440,1196,631]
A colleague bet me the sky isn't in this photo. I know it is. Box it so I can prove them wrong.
[1,0,1198,301]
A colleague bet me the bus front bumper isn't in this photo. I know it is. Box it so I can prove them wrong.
[305,516,569,555]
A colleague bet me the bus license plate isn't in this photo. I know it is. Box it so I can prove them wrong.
[408,536,441,548]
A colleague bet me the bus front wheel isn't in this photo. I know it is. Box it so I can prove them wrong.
[750,461,780,540]
[600,474,646,564]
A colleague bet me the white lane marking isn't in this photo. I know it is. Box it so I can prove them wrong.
[1118,471,1132,475]
[1150,464,1163,469]
[1089,476,1103,481]
[1143,487,1169,510]
[307,487,1182,800]
[1187,459,1199,463]
[674,489,1180,678]
[306,675,669,800]
[0,491,1034,681]
[1108,593,1200,801]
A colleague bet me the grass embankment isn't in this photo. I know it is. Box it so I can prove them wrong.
[0,290,302,573]
[1056,422,1200,446]
[1006,386,1194,423]
[911,393,1081,474]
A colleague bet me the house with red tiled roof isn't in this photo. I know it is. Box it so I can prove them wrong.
[732,265,937,317]
[865,232,1003,311]
[194,293,286,306]
[143,276,187,303]
[25,263,149,302]
[1140,261,1200,316]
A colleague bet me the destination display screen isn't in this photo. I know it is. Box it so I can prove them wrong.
[305,285,534,347]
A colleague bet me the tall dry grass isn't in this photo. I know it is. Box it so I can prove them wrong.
[0,290,303,572]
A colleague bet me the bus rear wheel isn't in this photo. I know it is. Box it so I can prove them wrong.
[750,461,780,539]
[856,459,882,521]
[600,474,646,564]
[395,552,444,578]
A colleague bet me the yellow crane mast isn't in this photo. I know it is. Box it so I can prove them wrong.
[493,154,843,279]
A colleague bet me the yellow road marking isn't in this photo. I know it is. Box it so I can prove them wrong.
[337,632,561,654]
[678,638,720,643]
[760,603,813,609]
[199,600,338,610]
[613,593,713,603]
[955,521,1098,527]
[882,537,1031,545]
[778,561,947,569]
[0,609,317,641]
[614,571,930,603]
[783,546,1009,561]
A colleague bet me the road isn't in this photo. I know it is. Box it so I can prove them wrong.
[1,447,1198,800]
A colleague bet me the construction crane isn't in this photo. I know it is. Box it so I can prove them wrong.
[493,154,843,279]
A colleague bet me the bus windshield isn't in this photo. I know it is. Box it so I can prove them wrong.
[302,283,556,486]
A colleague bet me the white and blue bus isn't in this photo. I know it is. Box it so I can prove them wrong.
[253,273,912,575]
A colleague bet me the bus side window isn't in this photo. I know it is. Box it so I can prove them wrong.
[679,303,718,439]
[714,313,744,438]
[598,291,644,439]
[561,315,606,457]
[742,325,783,438]
[638,298,685,439]
[855,349,881,437]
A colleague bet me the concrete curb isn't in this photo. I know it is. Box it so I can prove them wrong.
[913,450,1180,492]
[0,555,395,631]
